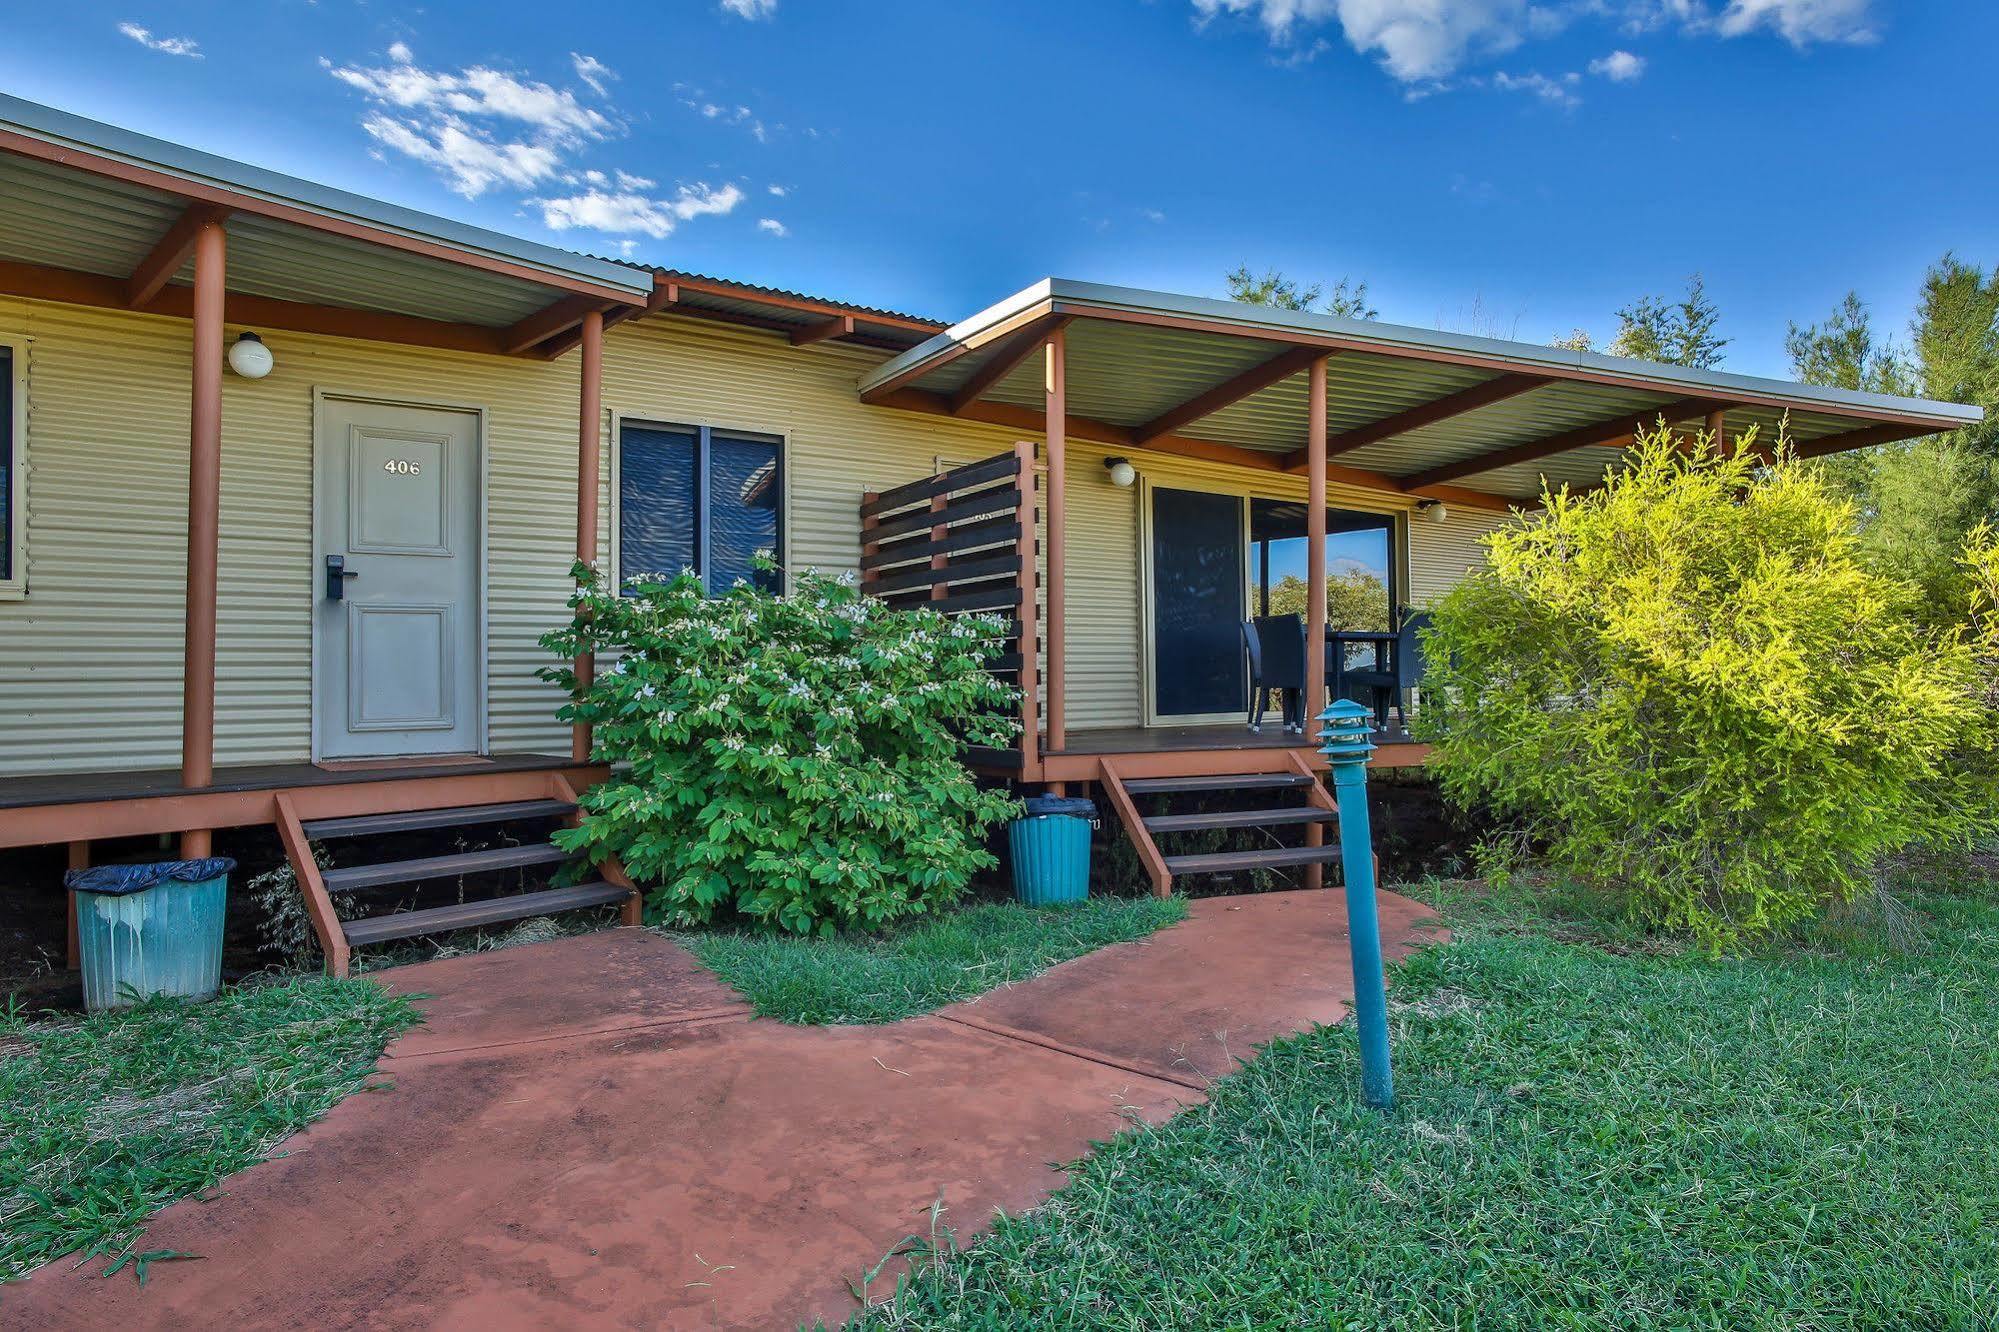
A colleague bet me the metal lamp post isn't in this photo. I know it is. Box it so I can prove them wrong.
[1318,697,1394,1111]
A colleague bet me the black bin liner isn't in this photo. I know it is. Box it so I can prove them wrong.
[64,858,238,897]
[1021,795,1097,821]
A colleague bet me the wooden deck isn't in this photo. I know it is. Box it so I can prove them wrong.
[0,753,605,849]
[1032,723,1429,783]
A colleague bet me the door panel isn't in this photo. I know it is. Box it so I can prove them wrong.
[315,399,480,760]
[1149,486,1246,721]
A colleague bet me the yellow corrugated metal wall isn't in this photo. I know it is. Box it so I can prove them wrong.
[0,296,1511,776]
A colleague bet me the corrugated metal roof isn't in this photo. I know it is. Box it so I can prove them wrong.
[0,93,650,301]
[864,278,1986,501]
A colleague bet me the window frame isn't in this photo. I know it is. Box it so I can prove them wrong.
[0,335,26,601]
[607,411,790,597]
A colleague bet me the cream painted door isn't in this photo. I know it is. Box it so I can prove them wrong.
[314,397,481,760]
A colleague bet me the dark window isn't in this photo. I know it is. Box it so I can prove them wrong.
[618,421,782,594]
[1,347,12,584]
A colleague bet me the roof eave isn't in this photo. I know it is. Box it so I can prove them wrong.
[861,277,1985,434]
[0,94,652,303]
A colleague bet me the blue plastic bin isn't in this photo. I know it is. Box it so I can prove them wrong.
[1009,796,1095,906]
[65,858,235,1011]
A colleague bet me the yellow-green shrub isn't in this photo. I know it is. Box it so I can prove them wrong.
[1418,426,1999,948]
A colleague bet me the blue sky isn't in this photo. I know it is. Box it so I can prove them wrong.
[4,1,1992,377]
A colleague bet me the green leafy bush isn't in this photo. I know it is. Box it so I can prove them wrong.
[1417,425,1999,949]
[540,563,1021,934]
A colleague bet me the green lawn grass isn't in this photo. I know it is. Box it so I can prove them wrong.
[676,896,1188,1025]
[0,976,419,1284]
[845,873,1999,1329]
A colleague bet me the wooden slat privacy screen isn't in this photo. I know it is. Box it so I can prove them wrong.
[859,442,1038,774]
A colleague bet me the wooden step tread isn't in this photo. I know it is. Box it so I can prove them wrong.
[302,799,576,840]
[342,881,632,946]
[322,842,570,894]
[1163,844,1343,875]
[1144,806,1335,833]
[1122,772,1313,795]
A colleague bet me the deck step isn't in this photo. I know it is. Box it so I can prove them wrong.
[1143,806,1334,833]
[302,798,575,840]
[1162,843,1343,875]
[341,881,631,946]
[1122,772,1313,796]
[321,842,570,894]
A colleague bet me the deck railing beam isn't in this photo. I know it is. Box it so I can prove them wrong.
[179,218,226,859]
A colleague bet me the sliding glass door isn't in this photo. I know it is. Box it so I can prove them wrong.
[1143,486,1400,725]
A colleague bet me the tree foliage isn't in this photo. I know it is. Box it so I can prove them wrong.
[1608,273,1729,368]
[1789,258,1999,623]
[1417,426,1999,949]
[540,564,1021,934]
[1225,266,1378,320]
[1264,569,1390,630]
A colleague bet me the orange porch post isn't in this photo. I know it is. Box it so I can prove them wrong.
[179,218,225,859]
[572,308,604,763]
[1043,326,1068,793]
[1304,355,1331,889]
[1706,407,1728,450]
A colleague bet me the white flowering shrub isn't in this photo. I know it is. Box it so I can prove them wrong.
[540,561,1022,933]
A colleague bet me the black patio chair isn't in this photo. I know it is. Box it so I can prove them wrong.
[1335,609,1432,731]
[1242,614,1307,733]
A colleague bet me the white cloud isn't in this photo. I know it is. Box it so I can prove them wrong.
[532,181,745,239]
[118,22,201,58]
[720,0,778,18]
[1712,0,1876,44]
[326,48,615,197]
[767,183,788,197]
[1194,0,1542,80]
[1141,207,1168,223]
[1589,48,1646,79]
[360,113,563,195]
[1191,0,1878,84]
[571,53,615,95]
[1492,69,1581,106]
[756,218,788,237]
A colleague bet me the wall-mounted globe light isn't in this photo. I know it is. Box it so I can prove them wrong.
[226,331,273,380]
[1103,456,1136,488]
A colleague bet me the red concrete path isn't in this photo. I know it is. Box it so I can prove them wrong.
[6,890,1438,1331]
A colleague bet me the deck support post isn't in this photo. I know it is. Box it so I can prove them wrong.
[1319,698,1394,1111]
[1303,355,1331,889]
[1044,326,1068,793]
[179,218,226,860]
[1705,407,1728,451]
[65,840,89,969]
[572,308,604,764]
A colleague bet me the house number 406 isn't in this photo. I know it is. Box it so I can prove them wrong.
[383,459,422,476]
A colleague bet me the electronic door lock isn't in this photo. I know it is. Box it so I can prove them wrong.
[325,554,360,601]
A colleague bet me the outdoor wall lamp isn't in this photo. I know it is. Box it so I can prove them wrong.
[1103,456,1136,488]
[226,331,274,379]
[1416,498,1449,524]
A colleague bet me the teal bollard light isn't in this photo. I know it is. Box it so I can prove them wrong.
[1318,697,1394,1111]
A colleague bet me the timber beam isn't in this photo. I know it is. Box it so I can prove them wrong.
[1398,395,1733,491]
[126,202,232,308]
[1281,372,1553,472]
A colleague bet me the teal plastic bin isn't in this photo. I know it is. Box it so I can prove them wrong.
[65,858,235,1011]
[1009,796,1095,906]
